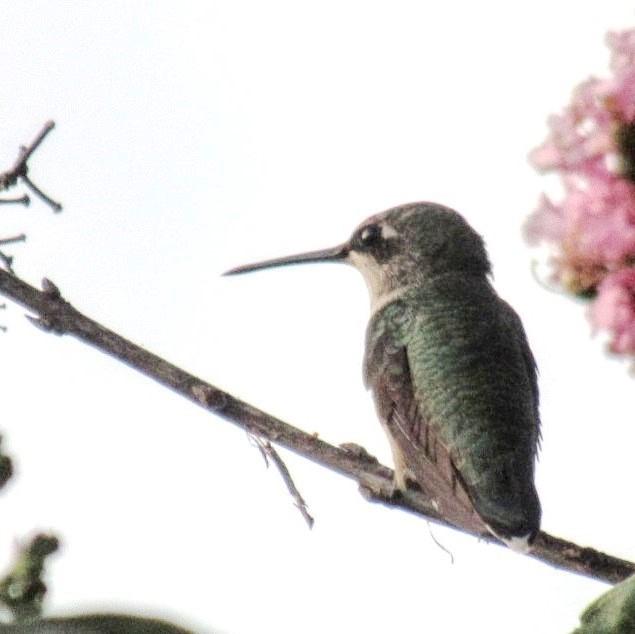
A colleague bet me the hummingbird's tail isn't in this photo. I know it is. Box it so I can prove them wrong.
[484,512,540,554]
[468,461,542,552]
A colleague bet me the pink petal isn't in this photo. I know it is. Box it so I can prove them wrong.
[524,194,565,245]
[590,268,635,353]
[611,67,635,121]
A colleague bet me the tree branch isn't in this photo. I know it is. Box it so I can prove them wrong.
[0,267,633,585]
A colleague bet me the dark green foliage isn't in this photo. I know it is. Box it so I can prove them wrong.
[573,574,635,633]
[0,535,59,623]
[0,613,197,633]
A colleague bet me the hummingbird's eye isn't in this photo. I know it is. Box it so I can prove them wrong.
[357,224,381,248]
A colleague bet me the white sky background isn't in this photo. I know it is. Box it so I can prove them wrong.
[1,2,634,633]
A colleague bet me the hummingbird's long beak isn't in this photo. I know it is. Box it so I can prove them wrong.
[223,243,349,275]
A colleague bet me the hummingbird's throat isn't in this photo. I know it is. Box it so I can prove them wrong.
[348,251,407,314]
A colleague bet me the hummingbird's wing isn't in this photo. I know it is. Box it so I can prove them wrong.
[364,287,541,547]
[363,303,489,536]
[500,300,541,447]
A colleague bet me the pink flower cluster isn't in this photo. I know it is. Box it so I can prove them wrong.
[526,29,635,353]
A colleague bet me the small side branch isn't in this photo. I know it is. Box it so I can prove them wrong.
[0,235,27,274]
[0,122,61,212]
[0,236,26,248]
[251,435,314,528]
[0,267,633,585]
[0,122,55,189]
[0,195,29,207]
[20,175,61,213]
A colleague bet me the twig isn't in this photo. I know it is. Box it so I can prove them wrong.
[13,122,55,172]
[0,122,61,212]
[0,122,55,188]
[0,235,26,274]
[0,195,29,207]
[0,235,26,247]
[250,435,314,528]
[20,175,62,213]
[0,267,633,585]
[0,253,14,274]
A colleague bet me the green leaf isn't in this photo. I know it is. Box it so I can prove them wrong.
[0,613,198,633]
[573,574,635,633]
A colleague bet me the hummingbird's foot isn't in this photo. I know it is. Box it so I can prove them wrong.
[358,477,417,503]
[390,472,422,499]
[393,469,409,494]
[392,449,419,493]
[339,442,379,465]
[341,443,421,500]
[358,479,397,502]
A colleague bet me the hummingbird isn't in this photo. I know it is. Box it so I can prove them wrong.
[225,202,541,551]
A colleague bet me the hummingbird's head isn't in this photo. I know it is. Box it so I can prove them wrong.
[345,202,491,304]
[225,202,490,309]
